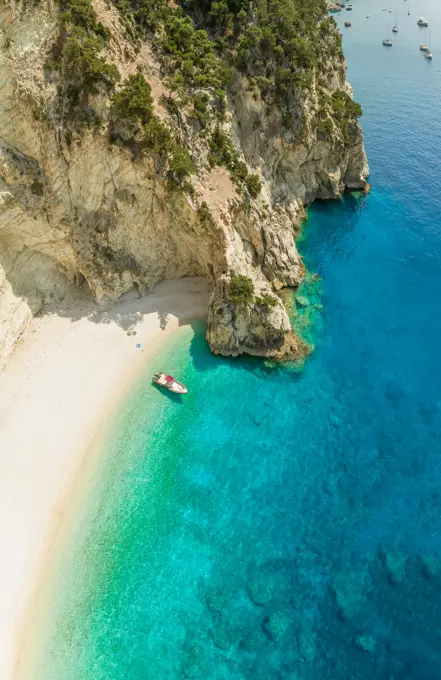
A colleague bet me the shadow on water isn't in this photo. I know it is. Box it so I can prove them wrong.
[188,320,306,387]
[151,381,185,404]
[300,192,370,266]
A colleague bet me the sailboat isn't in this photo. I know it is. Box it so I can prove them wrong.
[425,29,433,59]
[383,25,393,46]
[392,14,398,32]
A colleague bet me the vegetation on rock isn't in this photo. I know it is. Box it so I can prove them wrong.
[48,0,362,196]
[111,72,154,125]
[109,73,195,189]
[208,127,261,197]
[255,293,277,308]
[48,0,119,121]
[228,274,254,305]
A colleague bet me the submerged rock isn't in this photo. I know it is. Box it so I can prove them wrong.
[239,627,268,652]
[295,295,310,308]
[419,555,441,579]
[247,573,276,606]
[354,634,376,652]
[181,643,204,678]
[330,572,367,620]
[379,547,406,583]
[205,587,228,613]
[210,612,236,650]
[263,610,291,642]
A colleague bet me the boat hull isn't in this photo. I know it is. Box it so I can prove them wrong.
[153,373,188,394]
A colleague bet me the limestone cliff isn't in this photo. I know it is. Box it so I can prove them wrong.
[0,0,368,368]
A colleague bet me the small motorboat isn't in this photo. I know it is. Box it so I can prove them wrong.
[382,38,393,46]
[425,51,433,59]
[420,43,429,51]
[417,17,428,26]
[153,372,188,394]
[344,20,351,27]
[392,25,398,32]
[346,4,352,10]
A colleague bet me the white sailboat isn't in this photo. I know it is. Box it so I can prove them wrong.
[392,14,398,32]
[425,29,433,59]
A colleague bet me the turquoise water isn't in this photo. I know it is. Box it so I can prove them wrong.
[36,2,441,678]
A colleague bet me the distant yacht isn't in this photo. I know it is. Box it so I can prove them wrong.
[383,25,393,46]
[408,10,411,15]
[366,14,370,18]
[417,17,429,27]
[420,44,429,51]
[425,29,433,59]
[382,7,386,11]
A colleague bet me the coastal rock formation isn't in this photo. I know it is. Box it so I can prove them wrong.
[0,0,368,368]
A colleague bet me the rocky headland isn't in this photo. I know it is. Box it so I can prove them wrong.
[0,0,368,368]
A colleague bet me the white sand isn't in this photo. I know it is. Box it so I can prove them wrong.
[0,277,209,680]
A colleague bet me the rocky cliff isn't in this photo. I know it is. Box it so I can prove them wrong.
[0,0,368,368]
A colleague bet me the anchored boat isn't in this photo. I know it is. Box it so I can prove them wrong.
[424,30,433,59]
[153,372,188,394]
[417,17,429,26]
[383,26,392,46]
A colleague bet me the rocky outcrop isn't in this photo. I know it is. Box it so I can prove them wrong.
[0,0,368,368]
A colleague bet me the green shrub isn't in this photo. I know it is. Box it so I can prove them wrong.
[111,73,153,124]
[208,128,261,197]
[255,293,277,308]
[331,90,363,119]
[197,201,216,230]
[143,118,173,155]
[61,29,119,97]
[60,0,98,33]
[228,274,254,305]
[168,145,196,183]
[192,92,211,125]
[316,117,333,137]
[52,0,119,122]
[245,173,261,198]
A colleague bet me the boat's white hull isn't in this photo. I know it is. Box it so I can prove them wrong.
[153,373,188,394]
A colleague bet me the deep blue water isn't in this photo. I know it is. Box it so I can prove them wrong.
[35,2,441,679]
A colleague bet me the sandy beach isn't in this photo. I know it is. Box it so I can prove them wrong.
[0,277,209,680]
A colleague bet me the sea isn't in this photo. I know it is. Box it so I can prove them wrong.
[31,0,441,678]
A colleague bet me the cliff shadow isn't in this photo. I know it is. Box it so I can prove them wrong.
[35,277,211,335]
[188,319,306,388]
[299,190,370,267]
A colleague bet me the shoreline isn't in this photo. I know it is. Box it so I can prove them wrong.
[0,277,210,680]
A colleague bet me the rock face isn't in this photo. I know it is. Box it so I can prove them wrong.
[0,0,368,368]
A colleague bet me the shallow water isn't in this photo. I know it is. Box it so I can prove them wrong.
[36,1,441,678]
